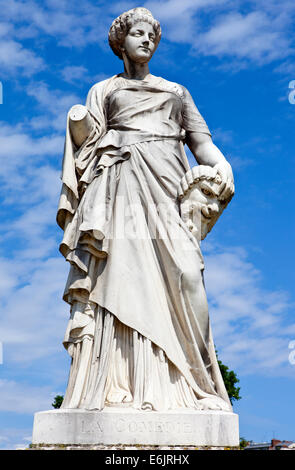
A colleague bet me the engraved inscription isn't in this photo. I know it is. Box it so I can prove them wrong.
[115,419,194,434]
[81,420,103,434]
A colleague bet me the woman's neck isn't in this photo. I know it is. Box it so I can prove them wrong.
[122,56,150,80]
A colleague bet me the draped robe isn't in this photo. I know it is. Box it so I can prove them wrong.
[57,74,231,411]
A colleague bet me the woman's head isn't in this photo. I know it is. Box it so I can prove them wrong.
[108,7,161,61]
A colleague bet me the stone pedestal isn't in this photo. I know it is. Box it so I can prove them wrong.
[32,408,239,448]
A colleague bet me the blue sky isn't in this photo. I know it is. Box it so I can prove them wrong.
[0,0,294,449]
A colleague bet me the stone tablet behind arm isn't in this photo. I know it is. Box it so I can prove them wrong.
[69,104,94,149]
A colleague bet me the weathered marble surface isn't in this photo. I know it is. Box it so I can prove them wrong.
[32,409,239,447]
[32,6,238,449]
[56,6,235,414]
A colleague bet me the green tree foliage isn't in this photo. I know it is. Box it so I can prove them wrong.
[216,351,241,404]
[52,395,64,409]
[239,437,249,450]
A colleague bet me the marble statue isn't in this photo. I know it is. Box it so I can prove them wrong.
[57,7,235,414]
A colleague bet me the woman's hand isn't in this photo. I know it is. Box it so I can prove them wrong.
[214,160,235,201]
[186,132,235,201]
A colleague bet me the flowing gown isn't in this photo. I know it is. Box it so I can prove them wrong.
[57,74,231,412]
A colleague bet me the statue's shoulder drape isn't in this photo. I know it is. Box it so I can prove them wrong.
[56,76,117,232]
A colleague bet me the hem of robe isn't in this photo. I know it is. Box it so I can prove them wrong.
[61,305,231,412]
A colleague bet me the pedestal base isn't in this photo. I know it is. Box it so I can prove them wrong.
[32,408,239,448]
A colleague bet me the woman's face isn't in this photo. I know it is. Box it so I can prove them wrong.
[122,21,157,63]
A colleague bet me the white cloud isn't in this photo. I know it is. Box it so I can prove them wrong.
[0,258,20,297]
[212,127,234,146]
[0,428,33,450]
[0,256,69,364]
[143,0,229,44]
[188,127,254,171]
[26,82,82,131]
[0,124,63,159]
[145,0,295,68]
[61,66,111,86]
[0,83,80,204]
[0,0,293,74]
[61,65,89,83]
[203,245,295,377]
[0,0,110,48]
[196,11,292,64]
[0,1,113,80]
[0,39,45,76]
[0,134,67,362]
[225,154,254,171]
[0,123,63,204]
[0,111,70,367]
[0,379,54,413]
[145,0,227,21]
[0,22,13,37]
[274,61,295,77]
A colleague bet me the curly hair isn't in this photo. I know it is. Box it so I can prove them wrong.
[108,7,161,60]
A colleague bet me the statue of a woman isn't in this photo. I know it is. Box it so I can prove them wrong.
[57,7,234,413]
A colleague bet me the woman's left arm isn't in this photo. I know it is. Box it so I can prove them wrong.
[186,131,235,200]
